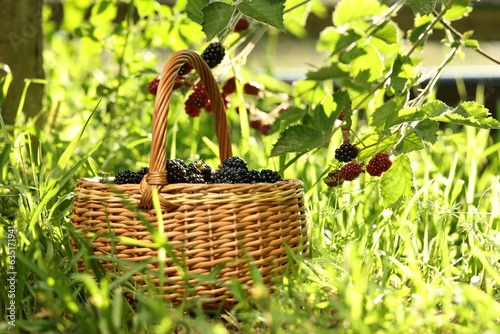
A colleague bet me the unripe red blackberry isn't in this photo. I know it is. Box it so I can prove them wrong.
[335,142,359,163]
[243,82,261,96]
[222,77,237,95]
[147,76,160,95]
[188,82,210,108]
[234,17,250,33]
[340,161,363,181]
[201,42,225,68]
[366,152,392,177]
[185,102,201,117]
[324,170,343,187]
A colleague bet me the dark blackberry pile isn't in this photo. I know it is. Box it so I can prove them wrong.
[109,156,283,185]
[113,168,148,184]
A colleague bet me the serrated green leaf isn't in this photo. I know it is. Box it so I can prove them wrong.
[305,63,349,81]
[333,0,387,26]
[380,154,414,207]
[371,96,407,133]
[405,0,436,16]
[293,80,327,105]
[303,104,332,133]
[357,132,402,161]
[394,131,425,154]
[349,44,384,81]
[444,0,472,21]
[201,2,235,40]
[430,101,500,129]
[390,55,417,94]
[414,119,439,143]
[270,125,324,157]
[372,21,398,45]
[333,90,352,128]
[421,100,450,117]
[186,0,209,24]
[237,0,285,31]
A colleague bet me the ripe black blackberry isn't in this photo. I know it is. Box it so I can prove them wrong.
[137,167,149,178]
[340,161,363,181]
[324,170,343,188]
[178,63,193,76]
[166,159,189,183]
[335,142,359,163]
[191,161,213,183]
[259,169,282,183]
[201,42,225,68]
[366,152,392,177]
[186,163,205,183]
[114,169,141,184]
[222,156,247,169]
[247,169,261,183]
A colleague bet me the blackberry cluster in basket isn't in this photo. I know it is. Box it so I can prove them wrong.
[108,156,282,185]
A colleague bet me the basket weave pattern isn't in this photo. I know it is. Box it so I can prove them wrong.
[71,50,308,308]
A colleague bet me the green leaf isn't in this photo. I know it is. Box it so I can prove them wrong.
[390,55,417,94]
[380,154,414,207]
[237,0,286,32]
[414,119,439,143]
[201,2,235,40]
[332,90,352,128]
[405,0,437,16]
[293,80,327,105]
[303,104,333,133]
[394,131,425,154]
[371,96,407,133]
[357,132,402,161]
[333,0,387,26]
[270,125,324,157]
[430,101,500,129]
[186,0,209,24]
[421,100,450,117]
[135,0,156,18]
[444,0,472,21]
[372,21,399,45]
[305,63,349,81]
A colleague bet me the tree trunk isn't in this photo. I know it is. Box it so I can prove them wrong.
[0,0,45,129]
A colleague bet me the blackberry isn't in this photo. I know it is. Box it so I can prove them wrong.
[137,167,149,178]
[340,161,363,181]
[201,42,225,68]
[222,156,248,169]
[324,170,343,188]
[247,169,261,183]
[187,82,210,108]
[335,142,359,163]
[234,17,250,33]
[186,163,206,183]
[222,77,236,95]
[114,169,141,184]
[243,82,261,96]
[191,161,213,183]
[147,76,160,95]
[166,159,189,183]
[366,152,392,177]
[185,100,202,117]
[178,63,193,76]
[259,169,282,183]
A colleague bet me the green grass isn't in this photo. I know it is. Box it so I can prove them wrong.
[1,94,499,333]
[1,2,499,332]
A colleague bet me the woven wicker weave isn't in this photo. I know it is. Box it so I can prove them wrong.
[70,49,308,309]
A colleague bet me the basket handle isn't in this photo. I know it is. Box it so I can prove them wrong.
[140,49,232,208]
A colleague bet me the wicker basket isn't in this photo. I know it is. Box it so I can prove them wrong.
[70,49,308,309]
